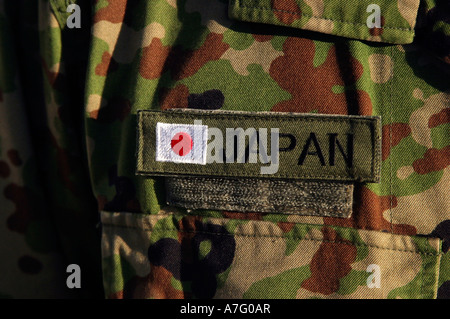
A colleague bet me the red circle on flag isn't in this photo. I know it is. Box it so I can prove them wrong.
[171,132,193,156]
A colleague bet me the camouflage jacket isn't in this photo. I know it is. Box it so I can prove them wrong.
[0,0,449,299]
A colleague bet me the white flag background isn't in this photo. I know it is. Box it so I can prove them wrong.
[155,122,208,164]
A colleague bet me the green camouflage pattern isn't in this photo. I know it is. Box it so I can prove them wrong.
[0,0,449,299]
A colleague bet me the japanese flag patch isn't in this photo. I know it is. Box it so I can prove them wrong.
[155,122,208,165]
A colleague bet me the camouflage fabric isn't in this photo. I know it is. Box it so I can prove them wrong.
[0,0,449,299]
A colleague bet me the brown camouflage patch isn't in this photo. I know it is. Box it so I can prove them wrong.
[272,0,302,25]
[381,122,412,161]
[111,266,186,299]
[140,33,229,81]
[369,16,385,36]
[159,84,190,110]
[269,37,372,115]
[222,211,265,221]
[412,146,450,174]
[277,221,295,233]
[145,265,186,299]
[428,107,450,128]
[301,226,357,295]
[139,38,169,80]
[94,0,127,23]
[166,33,229,81]
[252,34,274,42]
[95,51,118,76]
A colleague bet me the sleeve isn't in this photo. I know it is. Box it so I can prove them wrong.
[0,0,103,298]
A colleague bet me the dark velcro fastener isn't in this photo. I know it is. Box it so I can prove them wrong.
[166,176,353,218]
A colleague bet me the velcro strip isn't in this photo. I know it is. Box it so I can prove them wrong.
[166,176,353,217]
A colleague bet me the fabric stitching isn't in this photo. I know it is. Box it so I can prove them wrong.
[421,259,424,298]
[373,120,382,182]
[389,45,394,234]
[234,0,414,31]
[101,222,442,256]
[434,253,443,298]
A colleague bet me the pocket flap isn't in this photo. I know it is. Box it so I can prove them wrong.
[100,210,443,299]
[228,0,421,44]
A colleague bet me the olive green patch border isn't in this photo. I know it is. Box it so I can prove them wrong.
[136,109,381,182]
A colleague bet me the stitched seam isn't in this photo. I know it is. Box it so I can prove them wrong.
[235,0,413,31]
[137,111,144,170]
[389,46,394,234]
[101,222,441,256]
[421,259,424,298]
[434,252,443,298]
[373,119,382,182]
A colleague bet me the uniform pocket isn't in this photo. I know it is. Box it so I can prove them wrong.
[100,209,442,299]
